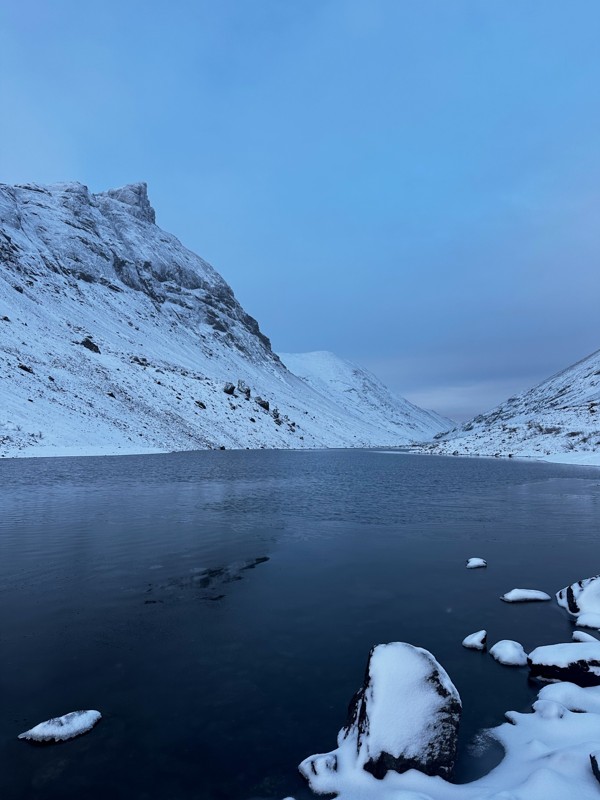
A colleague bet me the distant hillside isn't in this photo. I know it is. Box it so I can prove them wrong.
[279,351,451,443]
[419,348,600,464]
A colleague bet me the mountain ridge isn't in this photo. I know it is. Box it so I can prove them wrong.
[0,180,449,457]
[418,347,600,463]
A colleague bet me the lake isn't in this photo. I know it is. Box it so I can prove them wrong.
[0,450,599,800]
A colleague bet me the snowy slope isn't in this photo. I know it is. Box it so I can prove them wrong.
[419,348,600,463]
[0,181,447,457]
[279,351,451,443]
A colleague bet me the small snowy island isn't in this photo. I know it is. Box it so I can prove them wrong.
[501,588,551,603]
[466,557,487,569]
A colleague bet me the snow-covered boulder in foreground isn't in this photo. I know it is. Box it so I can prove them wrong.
[298,643,461,793]
[501,588,551,603]
[529,642,600,686]
[299,679,600,798]
[557,575,600,629]
[462,630,487,651]
[18,709,101,742]
[490,640,528,666]
[466,558,487,569]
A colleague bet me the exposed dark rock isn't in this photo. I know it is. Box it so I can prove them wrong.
[223,382,236,395]
[195,400,206,410]
[80,337,101,354]
[18,363,34,374]
[255,396,269,411]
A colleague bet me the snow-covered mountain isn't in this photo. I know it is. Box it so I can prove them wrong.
[419,348,600,464]
[279,351,452,443]
[0,181,449,457]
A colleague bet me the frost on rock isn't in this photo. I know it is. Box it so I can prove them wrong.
[462,630,487,651]
[466,558,487,569]
[557,575,600,629]
[298,642,461,795]
[18,709,101,742]
[529,642,600,686]
[490,640,528,666]
[500,588,551,603]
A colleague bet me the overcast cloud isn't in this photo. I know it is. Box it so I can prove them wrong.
[1,0,599,420]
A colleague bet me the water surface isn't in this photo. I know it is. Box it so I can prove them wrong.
[1,450,599,799]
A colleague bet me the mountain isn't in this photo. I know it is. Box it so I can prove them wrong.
[279,351,452,443]
[420,349,600,464]
[0,181,448,457]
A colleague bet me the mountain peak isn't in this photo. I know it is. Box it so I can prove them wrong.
[97,182,156,224]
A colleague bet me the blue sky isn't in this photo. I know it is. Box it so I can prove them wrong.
[1,1,599,419]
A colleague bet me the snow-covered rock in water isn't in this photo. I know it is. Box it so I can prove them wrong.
[501,588,551,603]
[297,677,600,798]
[0,181,450,457]
[18,709,101,742]
[574,631,599,643]
[490,640,528,666]
[557,575,600,629]
[415,347,600,466]
[298,642,461,794]
[466,558,487,569]
[529,642,600,686]
[462,630,487,651]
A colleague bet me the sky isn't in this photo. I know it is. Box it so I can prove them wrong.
[1,0,599,420]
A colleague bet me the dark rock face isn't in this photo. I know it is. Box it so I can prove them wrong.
[223,382,235,395]
[299,642,461,793]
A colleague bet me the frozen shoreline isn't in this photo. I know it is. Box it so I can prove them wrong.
[2,444,600,465]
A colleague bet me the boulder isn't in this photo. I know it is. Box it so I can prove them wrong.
[298,642,461,794]
[529,642,600,686]
[223,382,235,395]
[557,575,600,629]
[255,396,269,411]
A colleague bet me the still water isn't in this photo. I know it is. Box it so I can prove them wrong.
[0,450,599,799]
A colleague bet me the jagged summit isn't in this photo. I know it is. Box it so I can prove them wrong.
[0,180,449,457]
[96,182,156,224]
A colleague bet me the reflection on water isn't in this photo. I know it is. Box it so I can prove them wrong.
[0,450,599,799]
